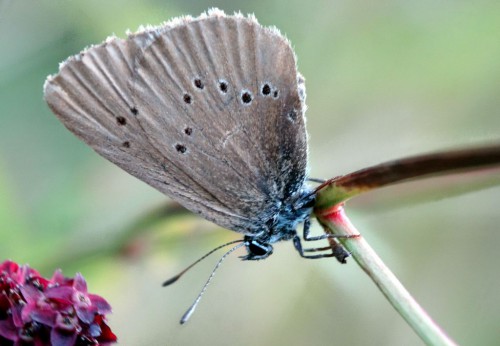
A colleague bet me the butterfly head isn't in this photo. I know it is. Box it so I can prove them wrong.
[241,237,274,260]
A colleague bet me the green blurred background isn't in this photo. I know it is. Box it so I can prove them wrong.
[1,1,500,345]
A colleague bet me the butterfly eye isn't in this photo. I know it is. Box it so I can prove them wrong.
[248,240,272,257]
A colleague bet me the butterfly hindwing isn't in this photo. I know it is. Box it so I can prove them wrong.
[44,9,308,234]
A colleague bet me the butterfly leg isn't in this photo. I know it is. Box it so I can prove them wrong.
[292,235,337,259]
[293,219,352,263]
[302,218,355,241]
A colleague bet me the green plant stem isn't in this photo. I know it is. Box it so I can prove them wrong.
[317,206,457,346]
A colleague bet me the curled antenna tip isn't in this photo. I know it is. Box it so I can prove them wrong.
[180,305,196,324]
[162,275,181,287]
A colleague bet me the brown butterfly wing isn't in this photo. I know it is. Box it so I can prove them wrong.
[44,10,308,234]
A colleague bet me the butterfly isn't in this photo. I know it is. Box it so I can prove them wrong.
[44,9,347,322]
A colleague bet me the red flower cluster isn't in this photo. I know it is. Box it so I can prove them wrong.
[0,260,116,345]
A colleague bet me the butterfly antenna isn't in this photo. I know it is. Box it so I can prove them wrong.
[179,241,245,324]
[162,239,243,286]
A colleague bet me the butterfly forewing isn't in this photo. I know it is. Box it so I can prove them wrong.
[44,10,308,235]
